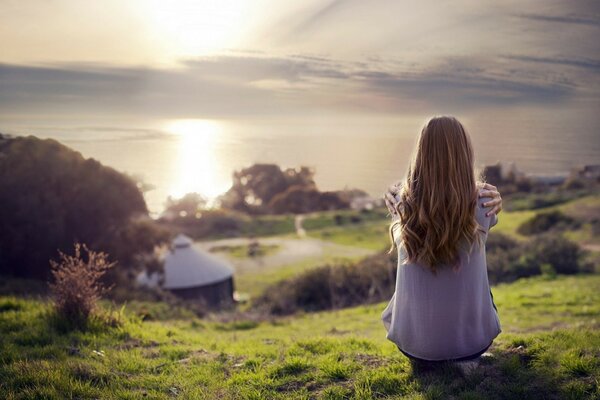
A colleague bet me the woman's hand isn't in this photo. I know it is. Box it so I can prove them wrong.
[383,181,402,218]
[477,182,503,217]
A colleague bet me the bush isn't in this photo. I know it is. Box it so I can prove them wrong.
[522,234,583,275]
[252,250,396,315]
[255,232,588,315]
[486,232,585,283]
[486,233,527,283]
[517,211,579,235]
[48,243,116,329]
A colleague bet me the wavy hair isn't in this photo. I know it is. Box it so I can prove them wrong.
[387,116,484,274]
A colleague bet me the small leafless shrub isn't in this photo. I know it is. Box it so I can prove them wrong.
[48,243,116,329]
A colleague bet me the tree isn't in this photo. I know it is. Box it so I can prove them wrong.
[0,135,155,280]
[218,163,317,214]
[164,192,208,217]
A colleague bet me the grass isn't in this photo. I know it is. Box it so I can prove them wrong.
[234,253,369,301]
[300,194,599,246]
[306,222,391,252]
[1,274,599,399]
[504,189,594,212]
[210,244,281,259]
[230,193,600,303]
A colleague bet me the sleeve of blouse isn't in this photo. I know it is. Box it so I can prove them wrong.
[489,212,498,229]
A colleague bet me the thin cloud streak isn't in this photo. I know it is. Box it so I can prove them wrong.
[502,55,600,71]
[514,12,600,27]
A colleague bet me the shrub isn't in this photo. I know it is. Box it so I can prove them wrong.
[252,250,396,315]
[487,233,585,283]
[48,243,116,329]
[486,233,526,283]
[517,211,579,236]
[255,231,587,315]
[522,234,583,275]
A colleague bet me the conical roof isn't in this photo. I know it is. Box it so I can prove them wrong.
[162,234,234,290]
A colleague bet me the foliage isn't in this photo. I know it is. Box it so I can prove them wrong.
[47,243,116,330]
[160,208,246,239]
[268,185,350,214]
[486,232,588,283]
[254,229,590,316]
[0,136,151,280]
[504,189,592,211]
[517,210,580,235]
[217,163,349,215]
[95,216,171,275]
[163,192,208,217]
[252,250,396,315]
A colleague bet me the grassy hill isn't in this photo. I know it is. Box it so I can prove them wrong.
[228,193,600,299]
[1,274,599,399]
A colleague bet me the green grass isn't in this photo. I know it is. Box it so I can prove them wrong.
[239,214,297,237]
[1,274,599,399]
[302,208,390,231]
[233,193,600,300]
[301,194,599,246]
[504,189,594,212]
[306,222,391,251]
[210,243,281,259]
[494,194,600,241]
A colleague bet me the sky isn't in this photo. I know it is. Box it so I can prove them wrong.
[1,0,599,123]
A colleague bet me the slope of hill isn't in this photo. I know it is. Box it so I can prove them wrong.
[1,274,598,399]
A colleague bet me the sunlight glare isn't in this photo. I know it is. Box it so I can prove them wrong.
[166,119,230,206]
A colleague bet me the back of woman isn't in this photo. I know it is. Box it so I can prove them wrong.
[381,116,502,362]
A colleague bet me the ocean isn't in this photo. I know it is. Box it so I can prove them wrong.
[2,112,599,216]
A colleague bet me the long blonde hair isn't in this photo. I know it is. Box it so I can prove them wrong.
[387,116,484,274]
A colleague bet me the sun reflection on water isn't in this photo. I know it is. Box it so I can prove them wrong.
[165,119,231,205]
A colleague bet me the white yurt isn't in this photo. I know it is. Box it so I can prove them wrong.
[161,234,235,308]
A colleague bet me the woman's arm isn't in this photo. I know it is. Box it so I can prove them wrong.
[477,182,503,217]
[385,180,503,219]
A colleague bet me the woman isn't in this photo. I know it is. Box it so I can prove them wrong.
[381,116,503,371]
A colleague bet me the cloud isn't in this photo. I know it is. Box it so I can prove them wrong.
[514,13,600,27]
[501,55,600,71]
[0,51,591,119]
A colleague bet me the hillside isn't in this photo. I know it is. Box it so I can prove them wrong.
[214,193,600,300]
[1,274,598,399]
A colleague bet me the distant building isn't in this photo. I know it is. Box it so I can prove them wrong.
[350,195,384,211]
[136,234,235,309]
[571,164,600,182]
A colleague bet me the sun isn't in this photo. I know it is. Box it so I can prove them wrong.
[142,0,248,57]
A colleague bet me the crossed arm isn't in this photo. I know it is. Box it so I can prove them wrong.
[383,182,503,219]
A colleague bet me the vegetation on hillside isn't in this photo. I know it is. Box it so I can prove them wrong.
[252,251,396,316]
[216,163,354,215]
[253,231,591,316]
[0,135,169,284]
[0,274,598,399]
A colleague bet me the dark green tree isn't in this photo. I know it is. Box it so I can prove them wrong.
[0,135,160,280]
